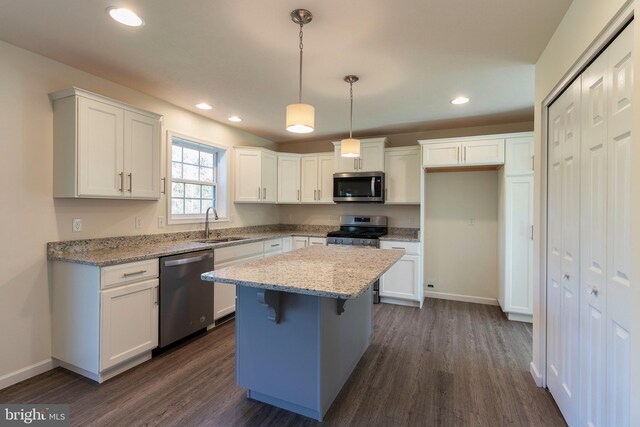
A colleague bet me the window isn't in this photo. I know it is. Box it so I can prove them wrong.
[168,132,228,223]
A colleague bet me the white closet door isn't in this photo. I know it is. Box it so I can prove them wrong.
[547,77,581,426]
[580,41,608,427]
[605,23,632,427]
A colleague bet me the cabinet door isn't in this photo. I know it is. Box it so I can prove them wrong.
[333,143,358,173]
[359,141,385,171]
[317,155,334,203]
[504,176,533,314]
[505,137,534,176]
[282,237,293,252]
[77,97,124,197]
[124,111,160,199]
[277,155,300,203]
[422,142,461,167]
[261,151,277,203]
[263,238,283,257]
[379,255,419,300]
[293,236,309,249]
[384,149,420,204]
[462,139,505,166]
[235,150,261,202]
[100,279,158,371]
[300,156,318,203]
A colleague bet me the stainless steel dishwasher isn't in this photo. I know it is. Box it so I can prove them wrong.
[159,249,214,348]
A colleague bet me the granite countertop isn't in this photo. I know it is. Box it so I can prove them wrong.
[47,225,419,267]
[201,245,404,299]
[47,231,326,267]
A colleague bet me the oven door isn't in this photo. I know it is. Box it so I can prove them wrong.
[333,172,384,203]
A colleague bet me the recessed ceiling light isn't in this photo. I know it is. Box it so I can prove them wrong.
[451,96,470,105]
[228,116,242,122]
[107,7,144,27]
[196,103,213,110]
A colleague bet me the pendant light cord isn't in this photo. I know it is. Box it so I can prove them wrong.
[349,81,354,139]
[298,23,304,103]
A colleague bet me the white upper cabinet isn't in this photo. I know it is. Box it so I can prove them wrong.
[277,154,301,203]
[333,138,387,172]
[51,88,162,199]
[384,147,420,204]
[505,136,535,176]
[420,134,511,169]
[234,147,278,203]
[301,154,334,203]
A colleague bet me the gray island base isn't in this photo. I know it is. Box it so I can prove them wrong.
[201,246,404,421]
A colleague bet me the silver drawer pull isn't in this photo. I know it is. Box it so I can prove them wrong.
[391,247,404,250]
[123,270,147,277]
[270,244,280,247]
[311,242,323,245]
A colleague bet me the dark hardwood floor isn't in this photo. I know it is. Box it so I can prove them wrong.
[0,299,566,427]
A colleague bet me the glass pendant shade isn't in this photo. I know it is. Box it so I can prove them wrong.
[341,138,361,158]
[286,103,315,133]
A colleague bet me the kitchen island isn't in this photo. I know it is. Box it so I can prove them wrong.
[201,245,404,421]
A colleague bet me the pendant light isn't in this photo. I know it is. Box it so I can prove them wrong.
[341,75,360,158]
[286,9,315,134]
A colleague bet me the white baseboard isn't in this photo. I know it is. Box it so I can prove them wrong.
[507,312,533,323]
[0,359,56,391]
[424,290,499,306]
[530,361,543,387]
[380,297,421,308]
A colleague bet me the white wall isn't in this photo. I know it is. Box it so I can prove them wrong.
[532,3,640,417]
[279,204,419,228]
[423,171,499,303]
[0,39,279,385]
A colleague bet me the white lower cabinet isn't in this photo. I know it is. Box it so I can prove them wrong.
[100,279,159,371]
[52,258,160,383]
[213,242,263,321]
[293,236,326,249]
[379,241,423,308]
[282,237,293,252]
[263,238,284,257]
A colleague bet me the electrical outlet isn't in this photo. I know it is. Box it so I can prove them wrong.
[410,216,416,226]
[135,216,144,229]
[158,216,166,228]
[468,218,475,226]
[427,279,436,289]
[72,218,82,233]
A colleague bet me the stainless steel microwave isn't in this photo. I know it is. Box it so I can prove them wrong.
[333,171,385,203]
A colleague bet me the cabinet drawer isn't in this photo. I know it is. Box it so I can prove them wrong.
[101,259,159,289]
[308,237,326,246]
[380,241,419,255]
[214,241,263,265]
[263,238,283,256]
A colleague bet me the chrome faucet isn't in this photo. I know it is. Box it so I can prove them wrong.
[204,207,219,238]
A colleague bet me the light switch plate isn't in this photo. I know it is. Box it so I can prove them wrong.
[158,216,166,228]
[135,216,144,229]
[72,218,82,233]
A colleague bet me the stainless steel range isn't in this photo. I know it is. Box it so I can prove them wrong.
[326,215,388,247]
[327,215,388,303]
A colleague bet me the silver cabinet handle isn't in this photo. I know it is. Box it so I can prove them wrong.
[589,286,599,296]
[154,286,159,306]
[457,146,461,162]
[464,146,467,162]
[371,177,375,196]
[123,270,147,278]
[314,190,317,200]
[263,188,266,200]
[128,173,132,192]
[353,158,357,170]
[270,243,280,247]
[563,274,570,280]
[391,247,404,250]
[161,177,166,195]
[530,225,534,241]
[297,189,300,201]
[258,187,261,200]
[119,172,124,192]
[318,189,321,200]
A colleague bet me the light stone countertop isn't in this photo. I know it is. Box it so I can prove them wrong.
[48,231,328,267]
[201,245,405,299]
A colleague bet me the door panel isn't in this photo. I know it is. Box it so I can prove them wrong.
[261,151,277,203]
[125,111,160,199]
[422,142,460,167]
[300,156,318,203]
[235,150,261,202]
[317,155,334,203]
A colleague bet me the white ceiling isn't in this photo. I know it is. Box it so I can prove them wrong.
[0,0,572,142]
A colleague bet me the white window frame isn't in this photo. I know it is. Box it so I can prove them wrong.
[167,130,229,225]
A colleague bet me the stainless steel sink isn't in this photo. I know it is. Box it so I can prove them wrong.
[196,236,249,244]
